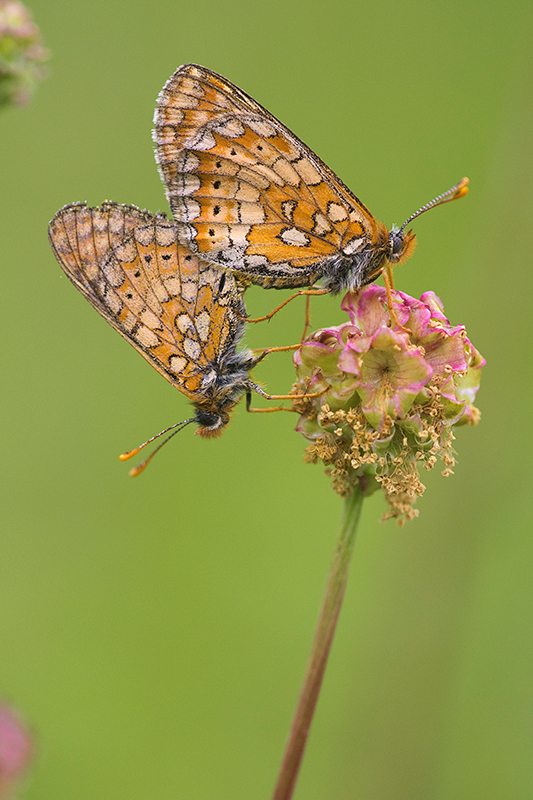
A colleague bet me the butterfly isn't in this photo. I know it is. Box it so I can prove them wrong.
[153,63,468,296]
[48,202,278,473]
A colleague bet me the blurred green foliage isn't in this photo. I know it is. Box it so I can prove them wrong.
[1,1,532,799]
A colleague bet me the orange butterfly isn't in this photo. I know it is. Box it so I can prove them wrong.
[48,203,280,472]
[154,64,468,295]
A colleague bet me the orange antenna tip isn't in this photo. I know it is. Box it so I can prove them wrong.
[119,446,144,461]
[454,177,469,199]
[129,462,149,477]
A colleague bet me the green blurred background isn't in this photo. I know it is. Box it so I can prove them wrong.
[1,1,532,798]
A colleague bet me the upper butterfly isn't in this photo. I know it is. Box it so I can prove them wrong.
[48,202,266,445]
[153,64,468,294]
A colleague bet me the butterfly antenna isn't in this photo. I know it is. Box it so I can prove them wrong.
[127,425,193,477]
[119,418,195,476]
[399,177,469,232]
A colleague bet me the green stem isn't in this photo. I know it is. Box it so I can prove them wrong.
[271,485,364,800]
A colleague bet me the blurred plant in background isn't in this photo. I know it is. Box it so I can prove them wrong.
[0,1,48,109]
[0,703,32,799]
[293,286,484,524]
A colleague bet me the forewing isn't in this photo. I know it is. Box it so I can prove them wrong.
[48,204,245,399]
[154,64,379,287]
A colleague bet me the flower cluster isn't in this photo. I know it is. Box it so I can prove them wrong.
[292,286,484,524]
[0,1,48,109]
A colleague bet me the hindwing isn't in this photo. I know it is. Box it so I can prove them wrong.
[48,203,246,399]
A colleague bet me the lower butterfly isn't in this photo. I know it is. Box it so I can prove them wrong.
[48,202,307,475]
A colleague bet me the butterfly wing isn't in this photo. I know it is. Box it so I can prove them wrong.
[48,201,155,307]
[48,203,246,399]
[154,64,387,289]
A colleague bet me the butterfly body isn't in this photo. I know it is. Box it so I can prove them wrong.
[189,344,260,437]
[154,64,418,294]
[48,203,264,438]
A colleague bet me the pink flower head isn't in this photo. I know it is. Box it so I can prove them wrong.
[292,286,485,523]
[339,326,432,429]
[0,703,32,797]
[0,1,48,108]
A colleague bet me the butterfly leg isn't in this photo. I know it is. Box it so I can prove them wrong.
[248,378,330,403]
[243,288,329,324]
[381,268,410,335]
[245,389,295,414]
[299,293,313,343]
[252,343,300,359]
[249,345,301,372]
[263,388,328,400]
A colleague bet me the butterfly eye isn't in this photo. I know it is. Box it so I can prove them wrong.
[388,231,404,263]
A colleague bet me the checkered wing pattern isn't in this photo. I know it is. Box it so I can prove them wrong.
[154,64,386,289]
[48,203,245,399]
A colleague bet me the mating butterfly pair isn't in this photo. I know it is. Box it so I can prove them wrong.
[49,64,468,473]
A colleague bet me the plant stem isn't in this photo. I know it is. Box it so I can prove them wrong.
[271,485,364,800]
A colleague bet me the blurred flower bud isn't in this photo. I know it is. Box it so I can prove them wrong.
[0,703,32,798]
[293,286,485,524]
[0,1,48,108]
